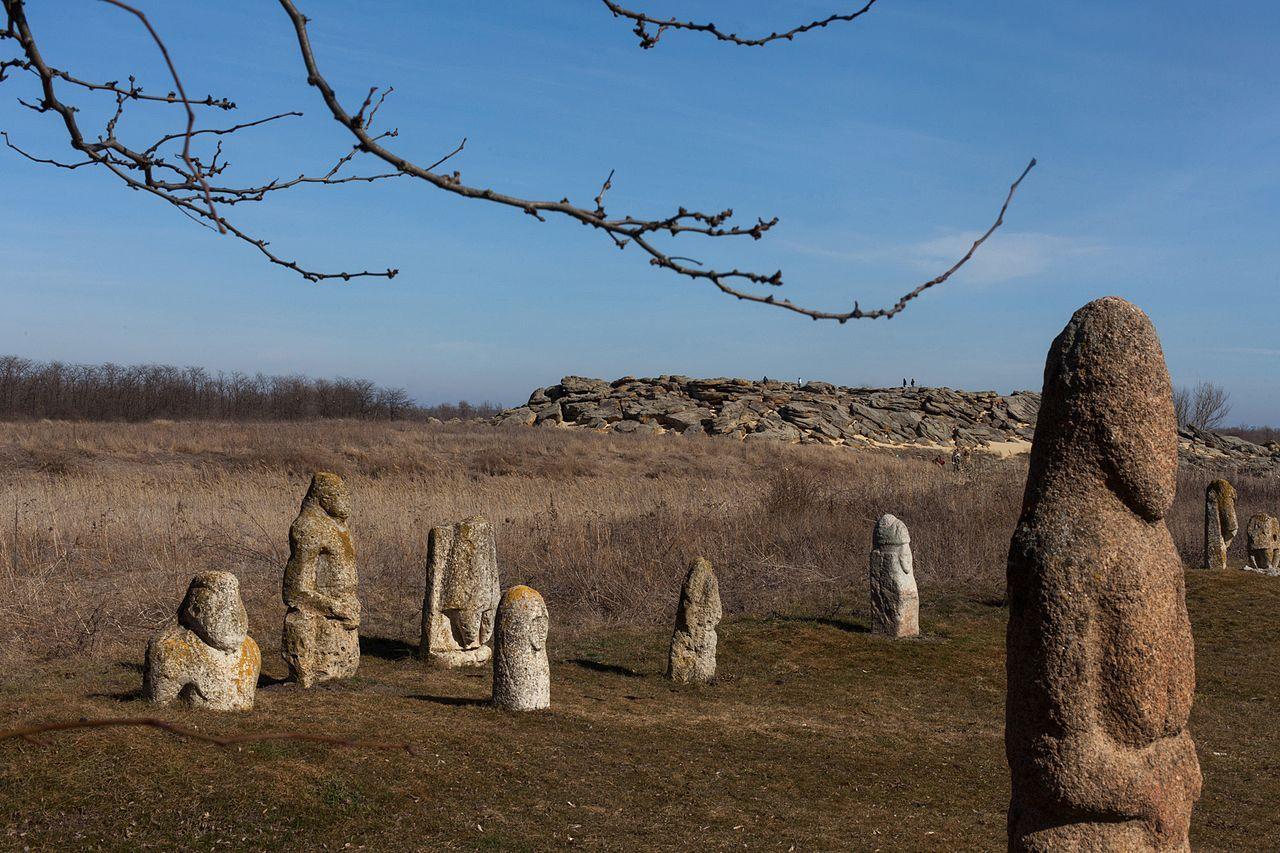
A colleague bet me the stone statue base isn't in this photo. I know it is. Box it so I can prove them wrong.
[282,608,360,688]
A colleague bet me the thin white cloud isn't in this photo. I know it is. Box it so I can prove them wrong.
[1210,347,1280,358]
[903,231,1108,285]
[783,231,1109,286]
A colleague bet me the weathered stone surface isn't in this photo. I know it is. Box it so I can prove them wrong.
[1245,513,1280,574]
[1203,479,1238,570]
[868,514,919,638]
[421,516,501,669]
[281,472,360,688]
[668,557,722,684]
[1006,297,1200,852]
[144,572,260,712]
[492,585,550,711]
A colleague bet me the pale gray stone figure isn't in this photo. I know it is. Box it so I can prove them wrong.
[420,516,501,669]
[1245,513,1280,574]
[144,571,261,712]
[667,557,723,684]
[869,514,919,638]
[491,585,550,711]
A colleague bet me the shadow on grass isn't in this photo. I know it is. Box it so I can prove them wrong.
[563,658,645,678]
[816,617,871,634]
[408,694,489,707]
[764,613,870,634]
[88,688,143,702]
[360,635,417,662]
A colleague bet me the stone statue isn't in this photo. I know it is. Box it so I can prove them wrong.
[1245,513,1280,574]
[667,557,722,684]
[1006,297,1200,851]
[281,472,360,687]
[420,516,501,668]
[492,585,550,711]
[869,514,919,638]
[144,572,261,711]
[1204,479,1238,570]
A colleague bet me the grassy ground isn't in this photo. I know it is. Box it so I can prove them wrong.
[1,570,1275,851]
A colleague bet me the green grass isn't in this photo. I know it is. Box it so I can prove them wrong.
[0,571,1276,851]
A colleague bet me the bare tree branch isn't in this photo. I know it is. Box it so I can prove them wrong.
[3,1,1037,320]
[0,0,398,282]
[277,0,1036,321]
[97,0,223,231]
[600,0,879,49]
[0,716,416,753]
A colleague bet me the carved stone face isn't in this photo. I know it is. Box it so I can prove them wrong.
[1039,297,1177,521]
[179,571,248,652]
[307,472,351,521]
[498,585,548,652]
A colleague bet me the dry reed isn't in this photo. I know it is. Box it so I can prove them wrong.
[1,420,1273,665]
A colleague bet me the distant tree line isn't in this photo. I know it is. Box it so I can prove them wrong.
[0,356,501,422]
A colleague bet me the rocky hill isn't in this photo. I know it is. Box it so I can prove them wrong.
[493,376,1280,475]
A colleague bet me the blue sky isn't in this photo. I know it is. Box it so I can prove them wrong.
[2,1,1277,421]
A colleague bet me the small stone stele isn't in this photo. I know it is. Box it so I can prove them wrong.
[1006,297,1200,852]
[491,585,550,711]
[869,514,919,638]
[144,572,261,712]
[667,557,722,684]
[420,516,501,669]
[1203,478,1238,570]
[1245,513,1280,574]
[281,472,361,688]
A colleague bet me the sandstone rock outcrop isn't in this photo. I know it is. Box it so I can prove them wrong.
[1246,513,1280,574]
[281,472,360,687]
[1006,297,1200,851]
[667,557,722,684]
[869,514,919,639]
[492,585,550,711]
[144,572,261,711]
[420,516,501,669]
[495,376,1280,475]
[1203,479,1238,570]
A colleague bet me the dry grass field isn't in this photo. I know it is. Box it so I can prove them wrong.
[1,420,1278,850]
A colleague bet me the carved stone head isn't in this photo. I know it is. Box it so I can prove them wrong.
[304,472,351,522]
[1030,296,1177,521]
[178,571,248,652]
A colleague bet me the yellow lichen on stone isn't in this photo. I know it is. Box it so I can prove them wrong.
[502,584,542,605]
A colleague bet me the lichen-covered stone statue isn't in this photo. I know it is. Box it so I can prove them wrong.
[420,516,501,669]
[144,572,261,711]
[1006,297,1201,852]
[869,514,919,638]
[1204,478,1238,570]
[281,472,360,687]
[667,557,722,684]
[492,585,550,711]
[1245,513,1280,574]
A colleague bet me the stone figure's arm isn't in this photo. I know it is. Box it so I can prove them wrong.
[325,585,360,626]
[282,527,324,611]
[142,636,185,705]
[1221,502,1239,540]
